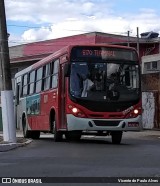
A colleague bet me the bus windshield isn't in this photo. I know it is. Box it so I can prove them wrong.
[70,62,140,102]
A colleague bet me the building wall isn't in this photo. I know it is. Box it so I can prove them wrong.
[9,45,24,59]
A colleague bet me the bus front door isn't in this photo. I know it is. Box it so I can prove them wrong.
[15,82,21,129]
[59,63,66,129]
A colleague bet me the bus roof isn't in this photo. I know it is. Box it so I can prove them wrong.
[15,46,69,78]
[15,44,137,78]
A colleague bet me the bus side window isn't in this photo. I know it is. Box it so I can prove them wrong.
[29,71,35,95]
[35,67,43,93]
[22,74,28,96]
[51,59,59,88]
[43,64,51,90]
[15,83,20,105]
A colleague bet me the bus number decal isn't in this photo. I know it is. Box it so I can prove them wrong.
[44,95,48,103]
[122,106,134,115]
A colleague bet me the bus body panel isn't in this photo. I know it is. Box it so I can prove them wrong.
[40,90,58,130]
[26,94,46,130]
[25,89,61,131]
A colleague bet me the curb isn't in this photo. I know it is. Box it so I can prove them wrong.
[0,139,32,152]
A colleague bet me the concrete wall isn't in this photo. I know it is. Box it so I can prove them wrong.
[141,73,160,128]
[142,91,159,129]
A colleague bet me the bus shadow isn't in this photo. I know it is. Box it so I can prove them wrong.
[38,134,130,146]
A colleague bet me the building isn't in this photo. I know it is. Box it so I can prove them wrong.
[139,32,160,129]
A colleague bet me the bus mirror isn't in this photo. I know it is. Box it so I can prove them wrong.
[64,64,70,77]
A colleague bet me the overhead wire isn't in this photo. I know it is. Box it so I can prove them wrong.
[5,23,136,56]
[8,24,43,29]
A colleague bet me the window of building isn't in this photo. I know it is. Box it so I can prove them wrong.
[51,59,59,88]
[35,67,43,93]
[146,62,151,70]
[29,71,35,94]
[145,61,158,71]
[152,61,157,69]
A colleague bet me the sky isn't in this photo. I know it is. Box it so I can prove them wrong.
[4,0,160,46]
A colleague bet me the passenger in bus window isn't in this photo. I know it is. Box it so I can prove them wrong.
[70,63,89,97]
[93,70,105,91]
[70,72,82,97]
[108,73,120,100]
[81,74,94,97]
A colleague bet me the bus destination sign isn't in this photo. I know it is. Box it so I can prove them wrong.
[82,49,115,58]
[71,46,138,61]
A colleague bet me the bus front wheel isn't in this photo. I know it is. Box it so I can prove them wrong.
[111,131,123,144]
[53,121,62,142]
[65,131,81,141]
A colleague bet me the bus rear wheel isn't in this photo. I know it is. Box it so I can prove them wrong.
[30,131,40,139]
[22,116,31,138]
[111,131,123,144]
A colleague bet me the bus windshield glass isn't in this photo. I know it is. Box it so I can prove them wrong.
[70,62,140,102]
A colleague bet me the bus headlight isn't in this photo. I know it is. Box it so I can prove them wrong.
[134,109,139,114]
[126,107,141,118]
[72,107,78,113]
[67,104,87,118]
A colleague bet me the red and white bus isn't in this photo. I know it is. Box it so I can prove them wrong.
[14,44,142,144]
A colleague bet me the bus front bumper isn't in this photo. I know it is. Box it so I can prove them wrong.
[66,114,142,132]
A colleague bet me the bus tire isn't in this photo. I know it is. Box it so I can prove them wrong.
[30,131,40,139]
[53,121,62,142]
[65,131,81,141]
[22,115,31,138]
[111,131,123,144]
[50,110,62,142]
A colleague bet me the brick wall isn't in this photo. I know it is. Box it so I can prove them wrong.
[141,73,160,91]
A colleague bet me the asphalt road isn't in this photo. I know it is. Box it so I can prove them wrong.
[0,130,160,185]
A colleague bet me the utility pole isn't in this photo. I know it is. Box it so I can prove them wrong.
[0,0,16,142]
[137,27,140,55]
[127,31,130,47]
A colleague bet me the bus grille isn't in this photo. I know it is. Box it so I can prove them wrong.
[93,120,120,127]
